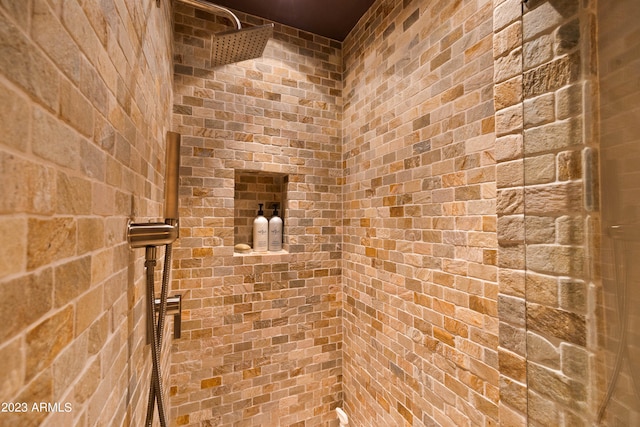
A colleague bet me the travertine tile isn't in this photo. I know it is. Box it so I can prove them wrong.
[0,0,174,425]
[171,5,342,426]
[0,0,602,425]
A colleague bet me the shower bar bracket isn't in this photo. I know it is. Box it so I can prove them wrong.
[127,221,178,248]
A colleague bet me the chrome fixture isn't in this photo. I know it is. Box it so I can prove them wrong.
[598,223,640,422]
[176,0,274,66]
[127,131,182,427]
[178,0,242,29]
[155,295,182,339]
[164,131,181,222]
[128,222,178,248]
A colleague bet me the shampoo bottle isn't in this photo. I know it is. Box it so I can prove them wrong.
[253,204,268,252]
[268,204,283,252]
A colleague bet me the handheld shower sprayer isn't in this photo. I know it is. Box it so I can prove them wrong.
[126,131,182,427]
[164,131,180,225]
[127,131,181,247]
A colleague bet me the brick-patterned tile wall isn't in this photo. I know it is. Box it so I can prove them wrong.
[492,0,527,424]
[0,1,612,426]
[521,1,597,425]
[341,0,499,425]
[0,0,174,426]
[170,4,343,426]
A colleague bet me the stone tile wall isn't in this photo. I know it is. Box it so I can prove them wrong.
[492,0,528,424]
[522,0,598,425]
[170,4,343,426]
[341,0,499,425]
[0,0,612,426]
[0,0,174,426]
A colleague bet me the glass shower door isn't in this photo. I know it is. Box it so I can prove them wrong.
[597,0,640,423]
[521,0,640,425]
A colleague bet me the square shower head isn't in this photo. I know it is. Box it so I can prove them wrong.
[211,23,274,66]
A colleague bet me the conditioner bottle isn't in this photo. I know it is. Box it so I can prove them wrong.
[268,204,283,251]
[253,204,268,252]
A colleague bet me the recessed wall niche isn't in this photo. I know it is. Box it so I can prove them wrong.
[234,170,288,251]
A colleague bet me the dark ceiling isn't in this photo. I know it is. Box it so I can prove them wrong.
[210,0,376,41]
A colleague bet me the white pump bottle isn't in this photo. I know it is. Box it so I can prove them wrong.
[268,204,283,251]
[253,204,268,252]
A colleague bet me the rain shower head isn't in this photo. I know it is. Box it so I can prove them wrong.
[211,24,274,66]
[176,0,273,66]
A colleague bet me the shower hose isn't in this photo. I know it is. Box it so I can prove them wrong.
[144,243,172,427]
[597,236,640,422]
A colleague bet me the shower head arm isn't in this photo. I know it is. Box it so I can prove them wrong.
[176,0,241,30]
